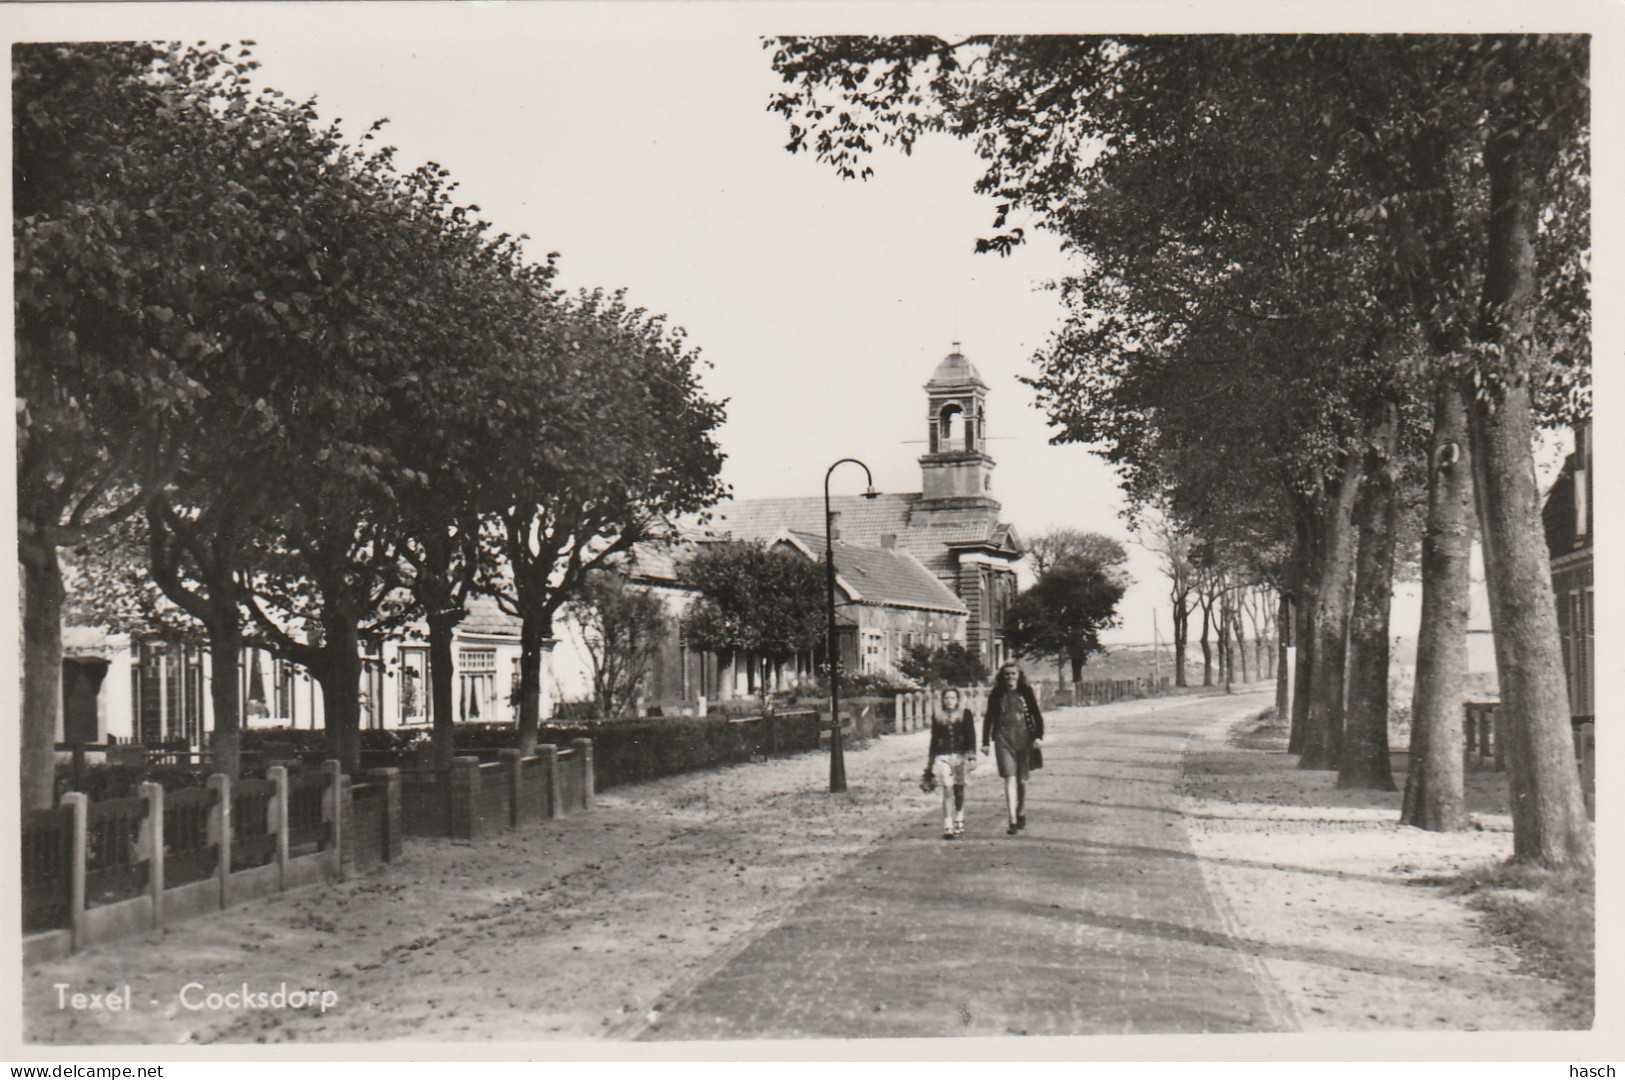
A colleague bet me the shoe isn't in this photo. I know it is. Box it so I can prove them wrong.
[1007,823,1019,835]
[1017,815,1027,830]
[953,821,965,838]
[943,829,957,840]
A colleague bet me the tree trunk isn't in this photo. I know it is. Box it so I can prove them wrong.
[1402,381,1474,830]
[1466,110,1591,867]
[516,615,552,756]
[20,532,64,810]
[1299,465,1362,770]
[427,611,459,771]
[316,613,364,777]
[206,616,243,779]
[1232,600,1249,684]
[1339,402,1400,792]
[1199,601,1214,686]
[1290,601,1314,753]
[1172,596,1190,687]
[1275,591,1292,724]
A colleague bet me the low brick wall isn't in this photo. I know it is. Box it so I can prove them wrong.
[396,740,593,839]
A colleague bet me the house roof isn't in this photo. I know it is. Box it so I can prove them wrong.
[459,594,522,637]
[780,531,967,615]
[701,493,1018,579]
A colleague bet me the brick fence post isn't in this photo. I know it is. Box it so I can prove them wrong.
[322,760,345,880]
[139,781,164,929]
[499,749,522,828]
[62,792,88,952]
[364,767,402,861]
[449,757,480,839]
[207,773,232,907]
[571,738,595,810]
[269,766,290,891]
[538,744,562,818]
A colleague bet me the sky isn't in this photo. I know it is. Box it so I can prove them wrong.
[101,11,1172,642]
[11,2,1609,650]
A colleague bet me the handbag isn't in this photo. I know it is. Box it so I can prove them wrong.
[920,765,938,793]
[1022,696,1043,770]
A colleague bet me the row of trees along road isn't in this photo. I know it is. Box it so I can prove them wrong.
[770,35,1591,868]
[16,42,726,810]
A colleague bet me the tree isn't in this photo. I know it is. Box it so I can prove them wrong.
[766,34,1589,866]
[14,43,238,806]
[490,290,726,752]
[679,542,827,696]
[897,641,988,689]
[1137,511,1196,687]
[1006,557,1126,682]
[1026,529,1128,581]
[563,569,669,719]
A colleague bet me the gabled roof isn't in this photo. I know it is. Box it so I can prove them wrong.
[458,594,522,638]
[701,493,1018,579]
[778,531,967,615]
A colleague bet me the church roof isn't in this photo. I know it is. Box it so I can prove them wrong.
[780,531,967,614]
[926,347,986,389]
[700,493,1018,579]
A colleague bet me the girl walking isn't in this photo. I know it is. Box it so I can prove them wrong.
[981,663,1044,835]
[926,688,978,839]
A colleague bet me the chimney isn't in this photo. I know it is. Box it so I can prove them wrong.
[881,534,897,552]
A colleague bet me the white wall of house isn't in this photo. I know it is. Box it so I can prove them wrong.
[66,626,527,746]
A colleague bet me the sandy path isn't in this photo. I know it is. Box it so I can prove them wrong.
[23,728,945,1044]
[1179,705,1573,1031]
[22,689,1573,1046]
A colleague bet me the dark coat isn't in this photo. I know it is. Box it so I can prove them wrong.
[927,709,978,762]
[981,684,1044,748]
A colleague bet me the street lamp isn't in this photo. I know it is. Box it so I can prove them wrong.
[825,458,879,793]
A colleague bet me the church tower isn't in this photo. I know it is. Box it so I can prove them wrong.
[919,343,997,507]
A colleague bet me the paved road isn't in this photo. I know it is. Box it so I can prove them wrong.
[644,690,1286,1040]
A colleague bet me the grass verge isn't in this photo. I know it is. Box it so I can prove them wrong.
[1448,860,1595,1028]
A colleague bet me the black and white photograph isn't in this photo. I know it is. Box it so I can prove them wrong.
[5,0,1618,1063]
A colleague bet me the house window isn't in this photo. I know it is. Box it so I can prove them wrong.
[1569,588,1593,715]
[459,647,498,722]
[398,648,429,725]
[862,630,884,673]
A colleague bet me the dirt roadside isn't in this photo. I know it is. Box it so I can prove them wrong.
[19,691,1574,1045]
[1180,708,1578,1031]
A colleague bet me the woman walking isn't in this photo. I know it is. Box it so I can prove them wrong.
[925,688,978,839]
[981,662,1044,835]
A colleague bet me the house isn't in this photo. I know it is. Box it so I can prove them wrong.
[56,595,524,748]
[1542,421,1594,716]
[548,530,969,708]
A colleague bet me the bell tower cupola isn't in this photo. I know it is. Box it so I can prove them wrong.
[919,343,997,507]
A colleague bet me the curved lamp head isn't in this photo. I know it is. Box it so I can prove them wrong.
[862,487,880,500]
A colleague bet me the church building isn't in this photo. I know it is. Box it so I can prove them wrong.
[700,345,1025,672]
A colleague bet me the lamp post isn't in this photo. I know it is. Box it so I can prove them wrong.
[825,458,879,793]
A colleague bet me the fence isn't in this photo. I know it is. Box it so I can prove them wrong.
[397,739,595,840]
[1462,701,1595,819]
[891,687,990,733]
[21,761,398,963]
